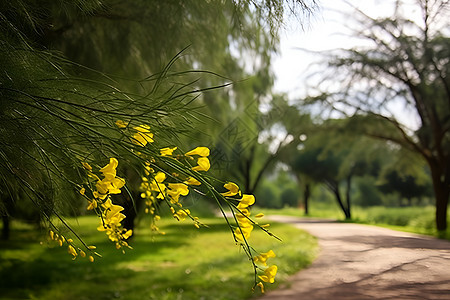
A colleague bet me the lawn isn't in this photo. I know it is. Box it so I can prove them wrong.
[0,215,317,300]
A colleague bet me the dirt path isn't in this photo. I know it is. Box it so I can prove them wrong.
[256,215,450,300]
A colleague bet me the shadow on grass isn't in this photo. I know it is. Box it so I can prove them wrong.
[0,218,237,298]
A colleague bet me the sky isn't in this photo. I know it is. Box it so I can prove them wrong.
[272,0,414,96]
[272,0,424,128]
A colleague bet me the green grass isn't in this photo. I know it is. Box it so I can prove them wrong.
[0,215,317,300]
[259,202,450,240]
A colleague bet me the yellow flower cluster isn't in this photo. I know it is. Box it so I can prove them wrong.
[47,230,98,262]
[139,146,209,230]
[254,250,278,292]
[220,182,278,293]
[80,158,132,251]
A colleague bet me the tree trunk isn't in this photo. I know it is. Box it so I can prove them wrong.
[303,183,310,215]
[328,182,351,219]
[345,175,352,220]
[429,160,449,231]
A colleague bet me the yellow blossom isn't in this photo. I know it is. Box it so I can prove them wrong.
[68,245,77,259]
[154,172,166,183]
[234,223,254,241]
[87,200,97,210]
[107,177,126,194]
[167,183,189,203]
[160,146,177,156]
[185,146,210,157]
[184,177,201,186]
[89,255,94,262]
[99,158,118,181]
[221,182,240,197]
[174,209,190,221]
[132,125,154,146]
[237,194,255,209]
[115,120,128,128]
[82,162,92,171]
[192,157,210,172]
[122,229,133,239]
[258,265,277,283]
[254,213,265,218]
[257,282,265,293]
[79,187,86,195]
[254,250,276,266]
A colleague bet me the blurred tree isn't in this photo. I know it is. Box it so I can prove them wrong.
[288,120,384,219]
[379,170,432,206]
[377,149,433,206]
[280,187,300,207]
[304,0,449,230]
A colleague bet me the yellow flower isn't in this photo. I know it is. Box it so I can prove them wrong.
[254,213,264,218]
[234,223,254,241]
[174,209,190,221]
[96,179,110,195]
[82,162,93,171]
[192,157,210,172]
[184,177,201,186]
[167,183,189,203]
[236,208,251,223]
[221,182,240,197]
[87,199,98,210]
[108,177,126,194]
[257,282,265,293]
[154,172,166,183]
[132,125,154,146]
[79,187,86,195]
[115,120,128,128]
[160,146,177,156]
[99,158,118,181]
[68,245,78,259]
[185,146,210,157]
[167,183,189,195]
[93,191,108,200]
[89,255,95,262]
[258,265,277,283]
[237,194,255,209]
[254,250,276,266]
[122,229,133,239]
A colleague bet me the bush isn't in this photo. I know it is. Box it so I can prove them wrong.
[280,188,299,207]
[354,178,383,207]
[256,185,281,208]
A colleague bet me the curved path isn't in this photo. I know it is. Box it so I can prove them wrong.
[257,215,450,300]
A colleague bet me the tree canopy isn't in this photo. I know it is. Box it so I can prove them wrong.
[303,0,449,230]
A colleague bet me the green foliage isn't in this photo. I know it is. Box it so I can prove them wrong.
[280,188,300,207]
[255,184,282,209]
[353,177,383,207]
[0,216,318,299]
